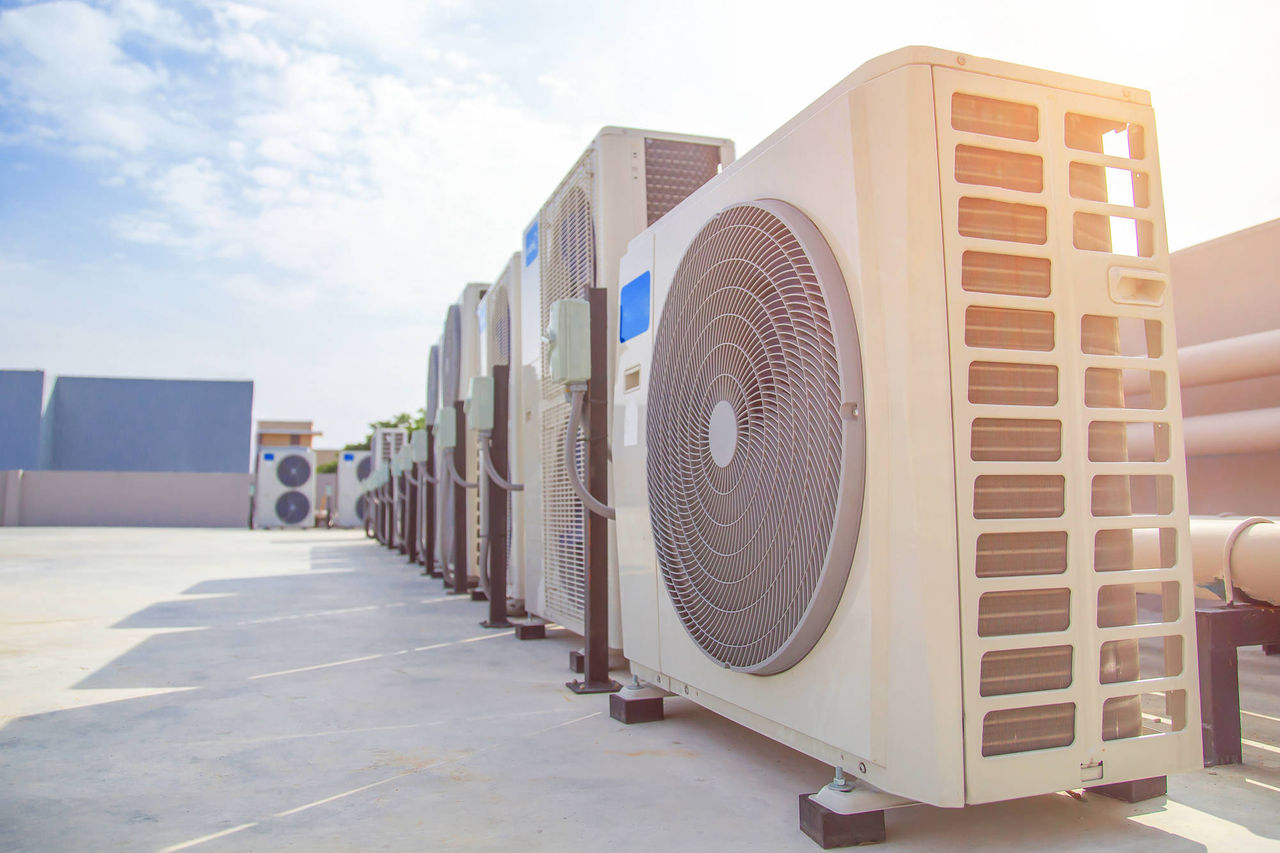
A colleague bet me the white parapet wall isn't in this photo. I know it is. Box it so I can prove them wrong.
[1,470,250,527]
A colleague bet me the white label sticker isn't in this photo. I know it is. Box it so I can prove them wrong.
[623,400,639,447]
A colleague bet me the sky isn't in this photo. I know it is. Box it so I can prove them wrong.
[1,0,1277,450]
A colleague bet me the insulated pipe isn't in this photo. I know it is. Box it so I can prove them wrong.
[1133,517,1280,605]
[445,454,477,490]
[481,433,524,492]
[565,387,615,520]
[1125,407,1280,457]
[1178,328,1280,389]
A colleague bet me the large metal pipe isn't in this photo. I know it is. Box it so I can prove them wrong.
[1177,328,1280,389]
[1134,517,1280,606]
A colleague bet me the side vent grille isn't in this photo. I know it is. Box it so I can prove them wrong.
[537,152,595,630]
[939,73,1191,782]
[644,139,722,226]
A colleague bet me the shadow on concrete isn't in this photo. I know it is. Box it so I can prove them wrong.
[0,534,1242,852]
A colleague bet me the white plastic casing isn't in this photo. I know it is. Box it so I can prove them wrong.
[546,298,592,385]
[436,405,458,450]
[467,376,495,432]
[612,47,1200,809]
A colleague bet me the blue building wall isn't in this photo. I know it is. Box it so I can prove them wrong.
[0,370,45,470]
[42,377,253,473]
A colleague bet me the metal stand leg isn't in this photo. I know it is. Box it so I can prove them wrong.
[1195,603,1280,766]
[422,439,440,578]
[566,288,620,696]
[449,406,469,595]
[481,364,513,629]
[406,470,419,564]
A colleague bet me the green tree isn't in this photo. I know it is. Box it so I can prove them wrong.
[342,408,427,450]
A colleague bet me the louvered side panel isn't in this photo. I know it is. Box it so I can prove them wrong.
[934,67,1200,804]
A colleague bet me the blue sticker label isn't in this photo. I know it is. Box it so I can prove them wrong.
[264,452,275,461]
[619,271,651,342]
[343,453,354,461]
[524,222,539,265]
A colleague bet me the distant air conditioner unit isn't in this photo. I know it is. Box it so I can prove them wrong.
[254,447,316,529]
[423,342,440,566]
[336,449,372,528]
[439,285,488,583]
[372,426,408,546]
[612,47,1200,811]
[520,126,734,642]
[478,253,524,607]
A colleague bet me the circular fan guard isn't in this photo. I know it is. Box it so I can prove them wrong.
[356,455,372,481]
[441,305,461,404]
[554,186,595,294]
[426,344,440,423]
[276,454,311,488]
[275,491,311,525]
[646,200,865,675]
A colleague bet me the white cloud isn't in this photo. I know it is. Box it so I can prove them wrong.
[4,0,1280,445]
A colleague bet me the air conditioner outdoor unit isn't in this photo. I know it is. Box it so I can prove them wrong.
[424,342,440,567]
[336,449,372,528]
[372,426,408,546]
[439,285,488,584]
[372,427,408,467]
[520,126,734,642]
[478,253,524,607]
[612,47,1201,811]
[253,447,316,529]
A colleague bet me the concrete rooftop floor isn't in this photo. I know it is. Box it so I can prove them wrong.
[2,528,1279,852]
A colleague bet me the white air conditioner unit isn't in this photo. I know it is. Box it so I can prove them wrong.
[478,253,524,606]
[372,426,408,546]
[336,449,372,528]
[424,342,440,566]
[612,47,1200,810]
[520,126,734,642]
[372,427,408,467]
[253,447,316,529]
[439,285,488,583]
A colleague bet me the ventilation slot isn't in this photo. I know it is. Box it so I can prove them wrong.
[1091,474,1174,517]
[956,145,1043,193]
[1094,527,1177,572]
[980,646,1073,696]
[1084,367,1166,410]
[644,139,722,226]
[959,198,1047,244]
[1074,212,1154,258]
[1103,690,1185,741]
[968,362,1058,407]
[965,306,1055,352]
[982,703,1076,757]
[1069,162,1149,208]
[978,588,1070,636]
[975,474,1065,519]
[1088,421,1170,463]
[976,530,1067,578]
[971,418,1061,461]
[952,93,1039,141]
[1097,583,1180,628]
[962,251,1050,298]
[1065,113,1145,159]
[1100,635,1183,683]
[1081,315,1162,358]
